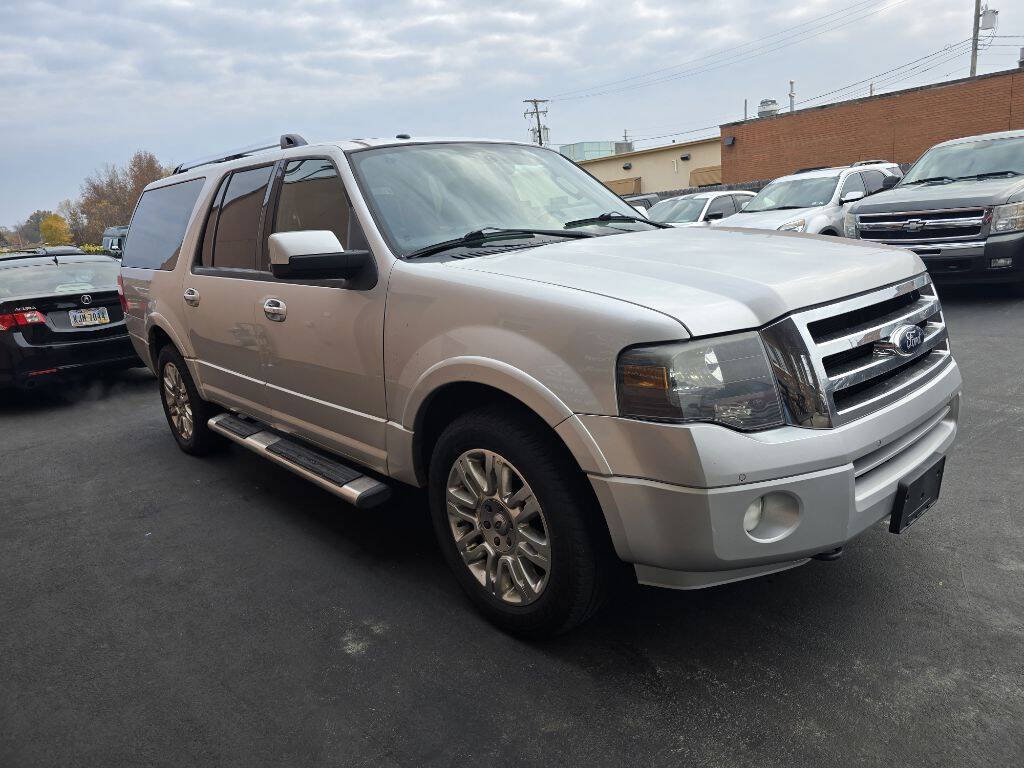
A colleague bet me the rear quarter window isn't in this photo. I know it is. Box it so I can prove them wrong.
[122,177,206,270]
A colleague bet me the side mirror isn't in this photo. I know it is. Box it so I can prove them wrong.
[840,190,866,204]
[704,211,725,221]
[880,175,900,191]
[268,230,371,280]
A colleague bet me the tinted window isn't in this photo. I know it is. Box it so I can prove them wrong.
[198,176,228,268]
[861,170,886,195]
[0,260,119,300]
[706,195,736,219]
[122,178,205,270]
[840,172,865,199]
[262,159,352,270]
[212,165,273,270]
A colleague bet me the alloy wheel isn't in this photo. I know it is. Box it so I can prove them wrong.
[445,449,551,605]
[162,362,194,441]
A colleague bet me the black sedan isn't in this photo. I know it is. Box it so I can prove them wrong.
[0,247,140,389]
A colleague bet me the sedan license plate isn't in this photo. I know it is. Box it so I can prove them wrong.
[889,455,946,533]
[69,307,110,327]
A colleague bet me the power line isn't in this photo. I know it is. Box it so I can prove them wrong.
[550,0,916,102]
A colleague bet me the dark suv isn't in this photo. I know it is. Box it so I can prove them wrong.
[846,130,1024,293]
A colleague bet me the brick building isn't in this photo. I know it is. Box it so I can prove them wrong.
[719,67,1024,184]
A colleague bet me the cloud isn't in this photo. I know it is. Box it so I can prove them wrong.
[0,0,1008,225]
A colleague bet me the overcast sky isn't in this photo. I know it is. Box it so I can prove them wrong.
[0,0,1017,226]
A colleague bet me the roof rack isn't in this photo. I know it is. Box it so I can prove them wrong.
[172,133,308,175]
[793,166,828,174]
[851,159,892,167]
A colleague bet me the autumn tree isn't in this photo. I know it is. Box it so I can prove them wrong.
[16,210,56,245]
[58,199,87,244]
[74,150,169,244]
[40,213,72,245]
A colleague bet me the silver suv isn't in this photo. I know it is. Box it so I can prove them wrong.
[121,135,961,636]
[720,161,902,235]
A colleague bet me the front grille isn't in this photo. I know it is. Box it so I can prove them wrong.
[760,274,952,428]
[856,208,988,246]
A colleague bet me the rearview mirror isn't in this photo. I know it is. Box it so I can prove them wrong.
[268,230,371,280]
[841,190,866,204]
[880,175,900,191]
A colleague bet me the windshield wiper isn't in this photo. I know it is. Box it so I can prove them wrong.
[902,175,955,186]
[563,212,672,230]
[405,227,594,260]
[955,170,1022,181]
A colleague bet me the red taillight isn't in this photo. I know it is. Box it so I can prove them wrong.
[0,308,46,331]
[117,274,129,313]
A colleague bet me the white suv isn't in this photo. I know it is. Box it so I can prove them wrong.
[719,161,902,235]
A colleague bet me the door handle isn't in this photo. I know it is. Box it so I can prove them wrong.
[263,298,287,322]
[183,287,200,307]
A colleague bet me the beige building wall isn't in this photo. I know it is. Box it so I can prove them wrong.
[579,137,722,194]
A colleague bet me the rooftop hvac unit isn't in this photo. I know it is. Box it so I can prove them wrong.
[757,98,780,118]
[614,141,634,155]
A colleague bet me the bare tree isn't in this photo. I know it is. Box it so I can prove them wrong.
[74,150,169,244]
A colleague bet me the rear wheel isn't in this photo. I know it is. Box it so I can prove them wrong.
[429,407,611,637]
[157,346,221,455]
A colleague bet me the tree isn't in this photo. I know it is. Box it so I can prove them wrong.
[58,199,87,245]
[40,213,72,245]
[16,210,59,246]
[76,150,168,244]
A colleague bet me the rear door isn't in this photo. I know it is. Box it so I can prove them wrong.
[252,156,388,472]
[184,164,275,415]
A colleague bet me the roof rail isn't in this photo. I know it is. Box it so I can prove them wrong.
[793,166,827,174]
[851,159,892,167]
[171,133,309,175]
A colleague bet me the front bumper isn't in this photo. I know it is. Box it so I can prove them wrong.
[579,358,962,589]
[907,231,1024,285]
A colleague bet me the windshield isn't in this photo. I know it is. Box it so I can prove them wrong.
[902,136,1024,183]
[348,142,638,256]
[647,197,706,223]
[742,176,839,212]
[0,260,119,300]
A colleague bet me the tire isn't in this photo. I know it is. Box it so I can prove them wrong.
[428,406,611,637]
[156,346,221,456]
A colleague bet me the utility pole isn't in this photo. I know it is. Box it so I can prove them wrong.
[789,80,795,112]
[622,129,629,142]
[970,0,982,76]
[523,99,549,146]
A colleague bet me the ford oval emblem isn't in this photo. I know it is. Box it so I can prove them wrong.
[889,324,925,357]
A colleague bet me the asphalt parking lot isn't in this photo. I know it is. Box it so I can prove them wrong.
[2,286,1022,768]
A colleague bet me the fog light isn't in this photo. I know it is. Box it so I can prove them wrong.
[990,257,1013,268]
[742,492,800,543]
[743,497,763,532]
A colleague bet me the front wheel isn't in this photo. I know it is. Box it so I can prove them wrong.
[157,346,221,456]
[429,407,611,637]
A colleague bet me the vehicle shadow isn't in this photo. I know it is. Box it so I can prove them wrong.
[0,367,156,415]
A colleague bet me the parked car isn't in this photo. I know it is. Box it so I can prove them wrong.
[1,247,139,389]
[846,130,1024,294]
[719,161,902,235]
[622,193,661,211]
[102,225,130,257]
[647,190,756,226]
[122,135,961,637]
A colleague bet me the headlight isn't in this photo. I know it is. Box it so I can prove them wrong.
[844,212,858,238]
[991,201,1024,234]
[616,332,785,430]
[777,219,806,232]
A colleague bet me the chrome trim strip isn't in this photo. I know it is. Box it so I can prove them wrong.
[814,296,939,358]
[832,352,952,426]
[826,326,947,390]
[858,216,984,231]
[855,206,986,219]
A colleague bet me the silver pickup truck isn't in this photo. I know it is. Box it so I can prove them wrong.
[120,135,961,636]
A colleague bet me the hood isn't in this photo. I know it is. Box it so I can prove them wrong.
[712,206,821,231]
[666,221,707,228]
[852,176,1024,213]
[445,226,923,337]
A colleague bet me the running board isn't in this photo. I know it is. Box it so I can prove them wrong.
[208,413,391,509]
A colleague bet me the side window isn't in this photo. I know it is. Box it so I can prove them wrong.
[210,165,274,270]
[705,195,736,219]
[861,170,886,195]
[732,194,752,211]
[122,178,205,270]
[262,158,359,270]
[840,172,866,199]
[198,176,228,268]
